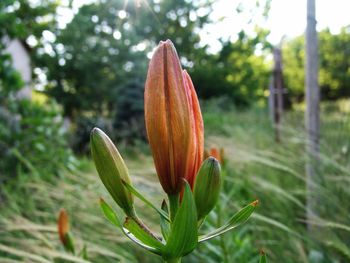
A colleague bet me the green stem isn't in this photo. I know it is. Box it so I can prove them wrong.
[168,194,179,222]
[130,208,160,241]
[164,258,181,263]
[217,202,229,263]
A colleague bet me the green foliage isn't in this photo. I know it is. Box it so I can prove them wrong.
[113,79,146,143]
[283,26,350,102]
[36,0,211,117]
[0,0,57,40]
[2,101,350,262]
[202,99,350,263]
[0,98,74,181]
[0,52,23,100]
[190,30,271,107]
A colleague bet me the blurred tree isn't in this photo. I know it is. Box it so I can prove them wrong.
[190,30,271,107]
[0,0,57,40]
[282,26,350,103]
[319,27,350,99]
[0,1,73,180]
[35,0,212,118]
[0,0,57,100]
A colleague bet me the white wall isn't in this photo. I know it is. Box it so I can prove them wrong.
[4,39,32,99]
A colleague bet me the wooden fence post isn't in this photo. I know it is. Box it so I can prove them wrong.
[269,47,285,143]
[305,0,320,229]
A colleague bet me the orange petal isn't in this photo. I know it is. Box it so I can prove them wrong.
[183,70,204,188]
[144,40,192,194]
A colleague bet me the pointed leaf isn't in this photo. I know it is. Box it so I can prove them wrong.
[64,233,75,254]
[199,200,258,242]
[160,200,170,241]
[122,180,170,222]
[79,245,88,260]
[164,182,198,258]
[99,198,123,229]
[99,198,162,255]
[123,217,165,251]
[259,250,267,263]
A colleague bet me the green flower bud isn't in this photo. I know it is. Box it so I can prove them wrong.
[193,157,221,221]
[90,128,134,216]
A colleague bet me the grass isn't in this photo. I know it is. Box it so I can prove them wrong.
[1,99,350,262]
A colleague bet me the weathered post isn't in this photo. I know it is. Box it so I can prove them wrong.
[269,47,284,143]
[305,0,320,229]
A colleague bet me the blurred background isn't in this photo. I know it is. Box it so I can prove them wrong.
[1,0,350,262]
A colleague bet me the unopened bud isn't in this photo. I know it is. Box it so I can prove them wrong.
[193,157,221,220]
[90,128,134,216]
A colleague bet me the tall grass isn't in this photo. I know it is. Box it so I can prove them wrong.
[200,99,350,263]
[0,157,164,262]
[1,99,349,262]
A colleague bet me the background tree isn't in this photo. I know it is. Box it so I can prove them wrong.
[283,26,350,103]
[190,30,271,107]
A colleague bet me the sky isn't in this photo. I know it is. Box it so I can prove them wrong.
[202,0,350,52]
[59,0,350,53]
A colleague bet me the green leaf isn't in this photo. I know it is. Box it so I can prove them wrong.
[160,200,170,241]
[79,245,88,260]
[99,198,123,229]
[259,250,267,263]
[99,198,162,255]
[123,217,165,251]
[164,182,198,258]
[122,180,170,222]
[199,200,258,242]
[63,233,75,254]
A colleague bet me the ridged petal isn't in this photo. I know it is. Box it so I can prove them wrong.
[145,40,192,194]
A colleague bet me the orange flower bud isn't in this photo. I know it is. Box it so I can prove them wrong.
[58,208,69,245]
[183,70,204,188]
[209,147,222,163]
[145,40,201,195]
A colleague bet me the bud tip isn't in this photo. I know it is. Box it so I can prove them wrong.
[251,199,259,207]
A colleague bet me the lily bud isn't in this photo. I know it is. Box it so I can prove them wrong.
[183,70,204,189]
[144,39,193,195]
[58,209,69,246]
[209,147,222,163]
[193,157,221,220]
[58,209,75,253]
[90,128,134,216]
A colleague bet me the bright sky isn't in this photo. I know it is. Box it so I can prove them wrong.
[203,0,350,52]
[59,0,350,53]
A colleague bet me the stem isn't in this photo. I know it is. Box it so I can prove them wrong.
[132,216,161,241]
[164,258,181,263]
[168,194,179,221]
[217,202,229,263]
[129,208,160,241]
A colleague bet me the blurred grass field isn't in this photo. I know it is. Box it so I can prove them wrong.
[1,99,350,263]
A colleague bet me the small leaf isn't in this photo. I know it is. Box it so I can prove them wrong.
[160,200,170,241]
[99,198,123,229]
[99,198,162,255]
[164,181,198,258]
[64,233,75,254]
[199,200,258,242]
[123,217,165,251]
[259,250,267,263]
[122,180,170,222]
[79,245,88,260]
